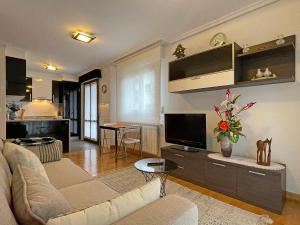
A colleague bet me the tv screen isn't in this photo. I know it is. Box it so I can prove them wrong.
[165,114,206,149]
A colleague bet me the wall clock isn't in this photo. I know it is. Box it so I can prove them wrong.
[209,33,227,47]
[101,84,107,94]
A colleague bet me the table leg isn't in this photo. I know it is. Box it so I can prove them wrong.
[115,129,118,162]
[158,173,168,197]
[140,172,168,197]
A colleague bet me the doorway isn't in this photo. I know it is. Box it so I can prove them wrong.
[83,80,98,143]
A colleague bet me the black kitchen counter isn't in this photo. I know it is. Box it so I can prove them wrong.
[6,119,70,152]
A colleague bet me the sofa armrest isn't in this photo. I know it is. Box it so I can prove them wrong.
[46,179,161,225]
[112,195,198,225]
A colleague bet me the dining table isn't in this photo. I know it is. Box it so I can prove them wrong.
[99,123,128,162]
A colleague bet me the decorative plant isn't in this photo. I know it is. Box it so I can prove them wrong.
[213,89,256,144]
[6,102,20,112]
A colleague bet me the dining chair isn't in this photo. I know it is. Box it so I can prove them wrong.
[118,126,142,159]
[100,130,113,154]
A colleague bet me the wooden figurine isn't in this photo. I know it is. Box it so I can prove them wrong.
[256,138,272,166]
[173,44,186,59]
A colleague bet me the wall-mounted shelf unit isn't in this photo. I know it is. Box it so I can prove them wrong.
[236,35,295,87]
[168,43,241,93]
[168,35,295,93]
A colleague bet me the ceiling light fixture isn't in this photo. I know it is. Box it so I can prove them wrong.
[44,64,58,71]
[72,32,96,43]
[35,78,44,82]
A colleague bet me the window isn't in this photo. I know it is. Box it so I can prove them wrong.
[116,46,161,124]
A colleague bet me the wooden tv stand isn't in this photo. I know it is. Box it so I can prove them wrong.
[161,145,286,214]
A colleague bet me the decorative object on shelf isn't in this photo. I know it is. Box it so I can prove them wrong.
[242,44,250,53]
[264,67,272,77]
[251,68,277,81]
[6,102,21,120]
[173,44,186,59]
[209,33,227,47]
[213,89,256,157]
[276,35,285,45]
[257,138,272,166]
[20,109,25,120]
[101,84,108,94]
[256,69,264,78]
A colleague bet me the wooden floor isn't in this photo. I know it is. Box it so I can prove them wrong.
[65,142,300,225]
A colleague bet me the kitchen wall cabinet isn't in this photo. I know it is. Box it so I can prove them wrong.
[6,56,26,96]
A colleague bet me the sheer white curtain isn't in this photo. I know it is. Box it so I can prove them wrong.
[116,46,161,124]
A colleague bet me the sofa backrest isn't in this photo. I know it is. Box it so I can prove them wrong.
[0,150,18,225]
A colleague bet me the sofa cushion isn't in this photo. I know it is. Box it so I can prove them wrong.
[43,158,93,189]
[59,180,119,212]
[0,151,12,206]
[3,142,49,181]
[12,166,71,225]
[112,195,198,225]
[0,190,18,225]
[25,140,63,163]
[46,179,161,225]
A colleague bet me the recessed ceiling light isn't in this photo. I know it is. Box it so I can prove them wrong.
[35,78,44,82]
[72,32,96,43]
[43,64,58,71]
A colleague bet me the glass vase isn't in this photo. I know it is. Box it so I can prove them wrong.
[220,136,232,157]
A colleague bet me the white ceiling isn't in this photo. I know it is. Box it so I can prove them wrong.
[0,0,264,76]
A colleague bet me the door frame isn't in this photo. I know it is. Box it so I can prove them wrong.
[83,79,99,144]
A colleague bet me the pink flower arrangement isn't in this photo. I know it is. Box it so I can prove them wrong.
[213,89,256,143]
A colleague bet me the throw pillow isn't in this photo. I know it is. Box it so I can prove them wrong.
[3,142,49,181]
[12,165,71,225]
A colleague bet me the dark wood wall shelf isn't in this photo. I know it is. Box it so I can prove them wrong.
[168,35,295,93]
[236,35,295,86]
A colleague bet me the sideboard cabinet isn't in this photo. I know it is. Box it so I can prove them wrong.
[161,146,286,214]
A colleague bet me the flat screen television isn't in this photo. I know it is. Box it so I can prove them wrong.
[165,113,206,150]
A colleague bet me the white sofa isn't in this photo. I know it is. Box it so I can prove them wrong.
[0,141,198,225]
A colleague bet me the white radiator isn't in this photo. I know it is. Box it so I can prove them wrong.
[122,122,160,156]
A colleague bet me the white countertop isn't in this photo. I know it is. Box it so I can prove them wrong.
[6,118,70,122]
[208,153,285,171]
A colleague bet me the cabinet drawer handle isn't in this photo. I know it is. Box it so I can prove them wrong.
[212,162,226,167]
[174,153,184,158]
[249,171,266,176]
[178,166,184,169]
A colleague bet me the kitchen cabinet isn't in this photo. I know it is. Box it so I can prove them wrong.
[6,56,26,96]
[52,80,63,103]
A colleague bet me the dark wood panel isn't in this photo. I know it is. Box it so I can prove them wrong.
[161,146,208,185]
[6,56,26,96]
[205,160,237,196]
[169,44,233,81]
[237,167,284,213]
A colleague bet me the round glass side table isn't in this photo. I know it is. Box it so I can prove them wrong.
[134,158,177,197]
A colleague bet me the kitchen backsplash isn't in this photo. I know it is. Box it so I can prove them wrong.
[6,98,61,119]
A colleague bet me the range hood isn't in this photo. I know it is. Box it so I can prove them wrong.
[6,95,26,102]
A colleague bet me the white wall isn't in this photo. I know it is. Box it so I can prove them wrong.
[99,67,112,125]
[0,46,6,139]
[161,0,300,194]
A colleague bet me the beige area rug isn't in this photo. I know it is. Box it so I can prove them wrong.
[97,166,273,225]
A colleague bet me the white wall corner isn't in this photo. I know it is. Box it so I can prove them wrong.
[166,0,280,44]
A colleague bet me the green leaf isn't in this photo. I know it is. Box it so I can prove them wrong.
[232,95,241,104]
[229,133,239,143]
